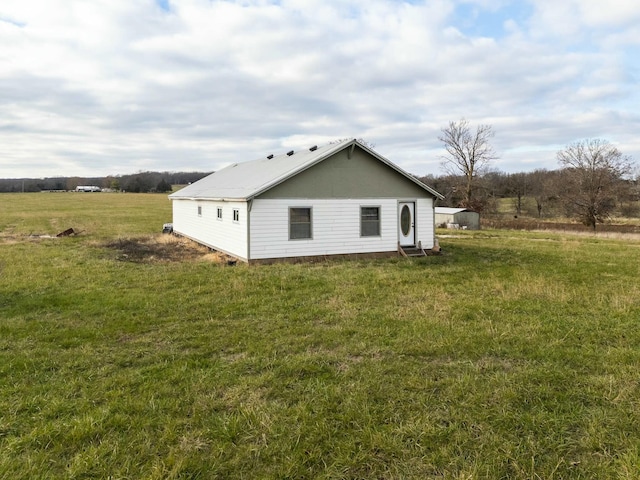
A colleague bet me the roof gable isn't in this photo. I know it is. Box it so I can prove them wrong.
[259,145,429,199]
[169,139,443,201]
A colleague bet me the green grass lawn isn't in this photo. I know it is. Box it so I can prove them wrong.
[1,193,640,479]
[0,192,172,238]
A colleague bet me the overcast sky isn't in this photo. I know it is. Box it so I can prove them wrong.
[1,0,639,179]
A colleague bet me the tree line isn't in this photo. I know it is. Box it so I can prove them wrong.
[0,171,211,194]
[4,124,638,229]
[423,119,639,230]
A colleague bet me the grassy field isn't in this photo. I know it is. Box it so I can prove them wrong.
[1,193,640,479]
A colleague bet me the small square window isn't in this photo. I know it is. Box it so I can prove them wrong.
[233,209,239,222]
[290,207,312,239]
[217,207,222,220]
[197,205,202,216]
[361,206,380,237]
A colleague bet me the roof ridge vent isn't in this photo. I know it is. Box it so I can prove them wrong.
[286,150,294,156]
[266,154,274,159]
[309,145,318,151]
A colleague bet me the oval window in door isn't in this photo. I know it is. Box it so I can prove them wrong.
[400,205,411,236]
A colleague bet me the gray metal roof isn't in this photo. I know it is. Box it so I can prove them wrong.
[169,139,443,201]
[435,207,474,214]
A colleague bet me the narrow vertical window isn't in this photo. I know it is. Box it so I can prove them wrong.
[289,207,312,239]
[217,207,223,220]
[361,206,380,236]
[197,205,202,216]
[233,209,239,222]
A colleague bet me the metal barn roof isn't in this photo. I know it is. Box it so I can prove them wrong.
[435,207,475,215]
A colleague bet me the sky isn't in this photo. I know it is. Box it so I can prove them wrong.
[1,0,639,179]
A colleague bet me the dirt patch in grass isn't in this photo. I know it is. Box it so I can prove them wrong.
[104,234,233,264]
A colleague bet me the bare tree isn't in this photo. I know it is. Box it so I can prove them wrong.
[528,169,559,218]
[419,173,465,206]
[439,119,497,210]
[557,138,634,230]
[507,172,527,216]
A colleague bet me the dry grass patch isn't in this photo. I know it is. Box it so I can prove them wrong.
[103,234,232,264]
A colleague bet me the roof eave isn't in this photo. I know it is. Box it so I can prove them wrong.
[169,196,248,202]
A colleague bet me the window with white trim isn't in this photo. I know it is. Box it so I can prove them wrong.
[233,209,239,222]
[217,207,222,220]
[360,206,380,236]
[289,207,312,240]
[197,205,202,216]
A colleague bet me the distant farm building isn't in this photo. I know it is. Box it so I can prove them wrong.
[75,186,102,192]
[435,207,480,230]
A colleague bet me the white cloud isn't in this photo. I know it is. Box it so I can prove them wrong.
[0,0,638,178]
[576,0,640,29]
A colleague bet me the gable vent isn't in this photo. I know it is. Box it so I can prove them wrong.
[309,145,318,151]
[286,150,294,156]
[267,154,274,159]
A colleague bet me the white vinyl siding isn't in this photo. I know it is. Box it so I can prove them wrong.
[171,199,248,261]
[250,199,397,260]
[171,197,436,262]
[414,197,435,249]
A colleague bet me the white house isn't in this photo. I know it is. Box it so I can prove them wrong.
[169,139,444,263]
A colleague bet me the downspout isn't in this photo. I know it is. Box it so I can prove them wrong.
[431,196,440,252]
[247,198,253,262]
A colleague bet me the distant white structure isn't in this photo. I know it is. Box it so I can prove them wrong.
[75,186,102,192]
[435,207,480,230]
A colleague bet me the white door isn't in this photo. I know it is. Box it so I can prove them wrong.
[398,202,415,246]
